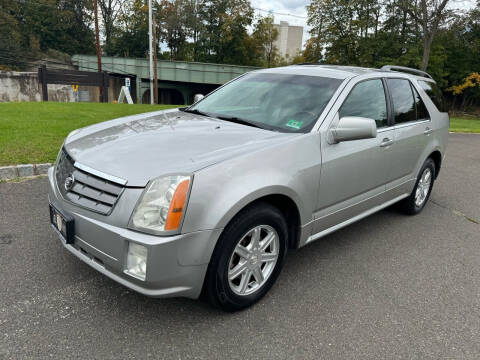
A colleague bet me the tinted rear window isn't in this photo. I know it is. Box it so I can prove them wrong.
[419,81,447,112]
[387,78,416,123]
[411,85,430,120]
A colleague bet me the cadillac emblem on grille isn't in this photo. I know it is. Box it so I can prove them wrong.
[64,174,75,191]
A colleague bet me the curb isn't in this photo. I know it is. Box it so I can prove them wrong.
[0,163,52,181]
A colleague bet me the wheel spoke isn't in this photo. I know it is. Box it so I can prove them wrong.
[423,186,429,197]
[252,266,264,284]
[229,261,247,281]
[260,232,275,252]
[261,252,277,263]
[424,170,431,183]
[235,245,251,259]
[251,227,261,248]
[415,188,421,201]
[238,269,252,294]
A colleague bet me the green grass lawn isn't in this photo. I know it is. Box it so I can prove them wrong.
[450,117,480,134]
[0,102,179,166]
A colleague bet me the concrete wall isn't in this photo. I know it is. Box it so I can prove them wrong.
[0,71,74,103]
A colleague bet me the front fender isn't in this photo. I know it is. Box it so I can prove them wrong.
[181,133,321,234]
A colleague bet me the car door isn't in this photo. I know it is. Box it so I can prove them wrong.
[311,78,395,237]
[384,78,432,197]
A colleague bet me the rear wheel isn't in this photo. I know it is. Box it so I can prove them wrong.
[203,203,288,311]
[399,158,435,215]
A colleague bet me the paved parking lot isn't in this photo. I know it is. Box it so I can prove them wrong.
[1,133,479,359]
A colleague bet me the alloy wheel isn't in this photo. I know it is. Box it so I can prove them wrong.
[227,225,279,296]
[415,168,432,207]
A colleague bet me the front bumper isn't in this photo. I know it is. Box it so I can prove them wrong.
[48,167,222,299]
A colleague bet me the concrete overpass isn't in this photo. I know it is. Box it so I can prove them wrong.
[72,55,259,104]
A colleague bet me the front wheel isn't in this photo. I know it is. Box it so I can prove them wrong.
[399,158,436,215]
[203,203,288,311]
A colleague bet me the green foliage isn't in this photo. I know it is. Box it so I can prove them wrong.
[106,0,276,66]
[251,15,279,67]
[156,0,190,60]
[0,0,95,68]
[20,0,95,55]
[107,0,150,58]
[0,0,26,69]
[306,0,480,109]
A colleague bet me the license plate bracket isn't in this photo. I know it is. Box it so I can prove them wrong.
[49,204,75,244]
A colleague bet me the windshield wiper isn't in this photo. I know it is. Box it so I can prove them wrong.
[182,108,212,117]
[214,115,267,130]
[183,109,270,130]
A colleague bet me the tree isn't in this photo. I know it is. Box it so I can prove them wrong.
[197,0,255,65]
[98,0,122,55]
[302,36,323,63]
[156,0,189,60]
[398,0,454,70]
[307,0,366,65]
[13,0,95,56]
[252,15,279,67]
[108,0,150,57]
[183,0,205,61]
[0,0,26,69]
[447,73,480,110]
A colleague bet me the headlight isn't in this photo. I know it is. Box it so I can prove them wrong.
[129,175,192,234]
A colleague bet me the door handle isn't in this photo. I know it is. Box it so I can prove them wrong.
[424,127,433,135]
[380,138,394,147]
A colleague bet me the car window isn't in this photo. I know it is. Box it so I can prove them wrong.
[338,79,388,128]
[419,80,447,112]
[411,84,430,120]
[387,78,416,124]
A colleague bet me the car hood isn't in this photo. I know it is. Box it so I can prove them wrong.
[65,108,295,187]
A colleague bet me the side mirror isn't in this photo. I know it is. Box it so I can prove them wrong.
[193,94,204,103]
[331,116,377,143]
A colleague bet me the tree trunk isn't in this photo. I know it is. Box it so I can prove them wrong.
[421,33,433,71]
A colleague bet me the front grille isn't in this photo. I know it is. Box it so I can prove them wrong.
[55,149,124,215]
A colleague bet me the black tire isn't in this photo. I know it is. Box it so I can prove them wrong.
[203,202,288,312]
[399,157,436,215]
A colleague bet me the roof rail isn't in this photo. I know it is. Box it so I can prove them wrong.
[380,65,432,79]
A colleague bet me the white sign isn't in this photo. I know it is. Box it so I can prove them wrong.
[125,78,131,88]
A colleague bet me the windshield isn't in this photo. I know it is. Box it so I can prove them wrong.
[189,73,343,133]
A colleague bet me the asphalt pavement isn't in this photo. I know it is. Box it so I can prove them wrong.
[1,133,479,359]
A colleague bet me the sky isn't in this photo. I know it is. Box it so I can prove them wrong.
[251,0,477,48]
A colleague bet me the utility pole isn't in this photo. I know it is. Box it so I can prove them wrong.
[148,0,154,104]
[94,0,103,102]
[153,15,158,104]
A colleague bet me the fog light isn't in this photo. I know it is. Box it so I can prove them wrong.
[125,242,147,280]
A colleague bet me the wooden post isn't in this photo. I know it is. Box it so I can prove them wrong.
[102,72,109,103]
[39,65,48,101]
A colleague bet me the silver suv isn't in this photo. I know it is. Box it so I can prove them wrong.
[48,65,449,311]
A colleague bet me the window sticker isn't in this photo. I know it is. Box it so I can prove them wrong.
[285,119,303,129]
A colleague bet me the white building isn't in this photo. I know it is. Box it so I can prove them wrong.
[273,21,303,58]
